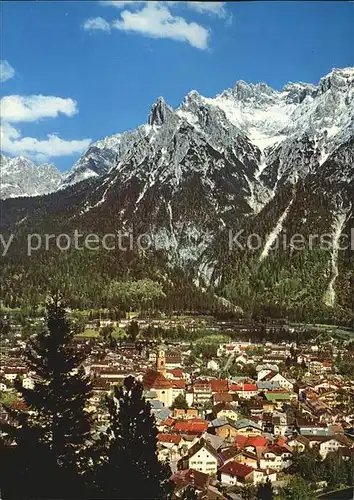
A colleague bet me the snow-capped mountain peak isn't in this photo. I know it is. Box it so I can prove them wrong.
[0,155,62,199]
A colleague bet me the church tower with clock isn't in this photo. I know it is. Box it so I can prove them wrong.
[156,345,166,377]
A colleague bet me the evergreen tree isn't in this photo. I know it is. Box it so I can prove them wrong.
[0,294,93,499]
[127,320,139,342]
[95,375,172,499]
[256,478,274,500]
[171,394,189,411]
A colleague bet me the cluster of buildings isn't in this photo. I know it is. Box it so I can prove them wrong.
[1,327,353,499]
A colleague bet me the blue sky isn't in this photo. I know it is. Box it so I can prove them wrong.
[1,1,353,172]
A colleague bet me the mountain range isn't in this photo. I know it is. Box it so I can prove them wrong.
[1,67,353,321]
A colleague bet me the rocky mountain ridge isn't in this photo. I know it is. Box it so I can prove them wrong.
[63,67,353,193]
[0,155,62,199]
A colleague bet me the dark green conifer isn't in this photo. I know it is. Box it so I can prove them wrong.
[95,375,172,499]
[0,294,93,499]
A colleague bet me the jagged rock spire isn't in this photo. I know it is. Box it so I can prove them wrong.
[148,96,173,126]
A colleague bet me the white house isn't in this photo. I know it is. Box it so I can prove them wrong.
[259,371,294,392]
[179,438,219,475]
[259,445,293,470]
[219,461,277,486]
[219,461,254,486]
[0,381,8,391]
[22,376,35,390]
[317,437,353,458]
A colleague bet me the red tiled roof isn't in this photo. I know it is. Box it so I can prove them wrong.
[210,379,229,393]
[160,417,175,427]
[3,367,26,374]
[172,380,186,389]
[244,436,268,448]
[234,435,248,448]
[157,433,182,444]
[170,468,209,490]
[219,461,254,478]
[142,370,172,389]
[229,384,258,392]
[169,368,184,377]
[194,381,211,389]
[173,419,209,434]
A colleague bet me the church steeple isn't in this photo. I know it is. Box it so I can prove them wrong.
[156,345,166,376]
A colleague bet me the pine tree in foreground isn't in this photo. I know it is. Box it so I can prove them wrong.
[94,375,173,500]
[0,294,93,499]
[256,477,274,500]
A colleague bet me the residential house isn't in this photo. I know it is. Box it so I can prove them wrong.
[316,436,353,458]
[210,419,239,440]
[233,450,259,469]
[263,392,296,410]
[193,381,212,406]
[259,371,294,392]
[262,412,293,436]
[157,433,183,463]
[219,461,254,486]
[212,403,238,421]
[171,469,228,500]
[287,435,310,453]
[259,443,293,470]
[229,384,258,400]
[219,461,277,486]
[235,419,263,437]
[178,438,219,475]
[166,351,182,370]
[257,380,281,391]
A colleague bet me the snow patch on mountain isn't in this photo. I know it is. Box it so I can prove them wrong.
[260,197,294,261]
[323,210,349,307]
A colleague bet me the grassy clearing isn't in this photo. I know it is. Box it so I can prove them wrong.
[194,334,231,345]
[76,329,100,338]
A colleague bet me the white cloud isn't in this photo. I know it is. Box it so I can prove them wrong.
[1,122,91,159]
[82,17,111,32]
[0,60,15,82]
[1,95,91,159]
[1,95,78,123]
[112,2,209,49]
[99,1,145,8]
[186,2,226,18]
